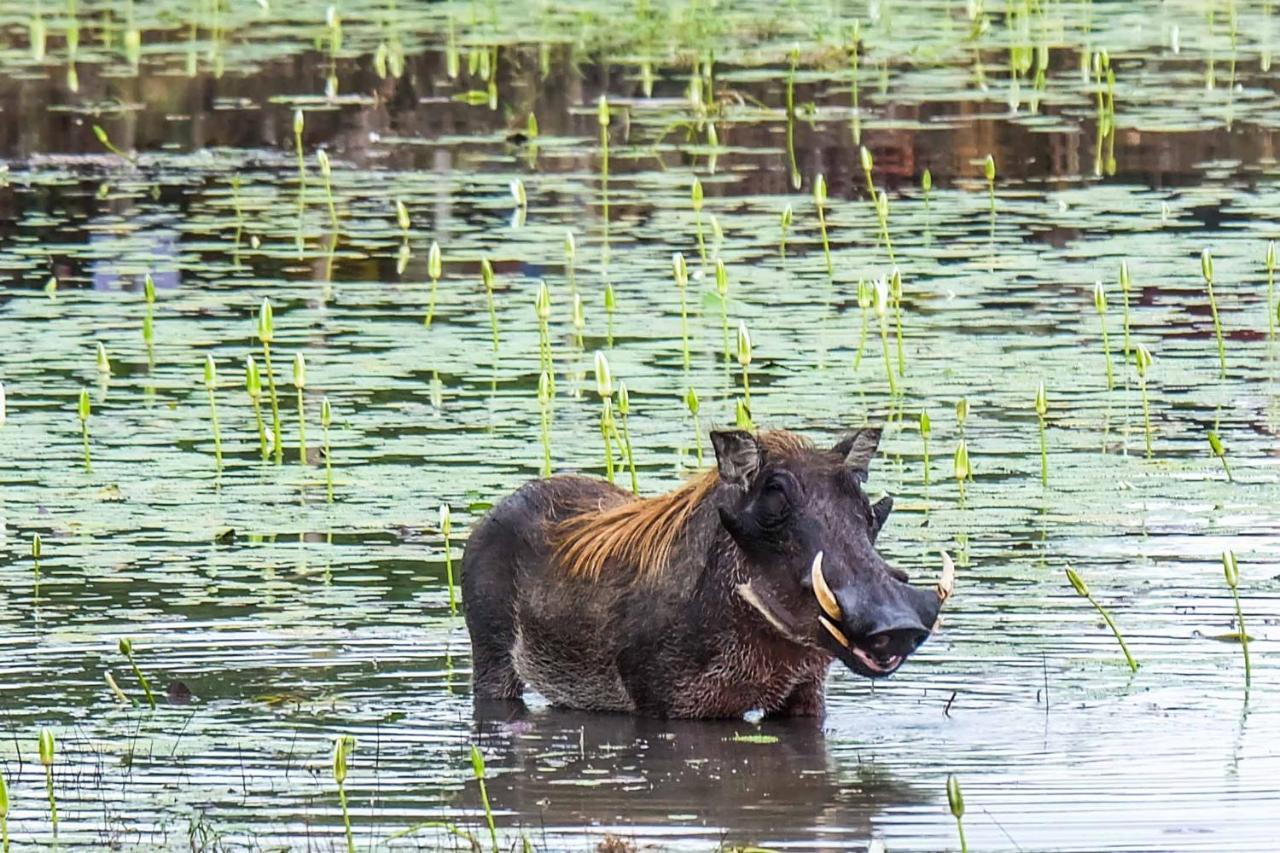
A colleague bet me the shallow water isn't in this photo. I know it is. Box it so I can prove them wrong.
[0,1,1278,850]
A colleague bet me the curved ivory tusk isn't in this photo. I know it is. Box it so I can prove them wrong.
[936,550,956,603]
[819,614,852,649]
[810,551,841,621]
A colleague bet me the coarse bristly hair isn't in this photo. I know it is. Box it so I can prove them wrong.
[552,430,815,581]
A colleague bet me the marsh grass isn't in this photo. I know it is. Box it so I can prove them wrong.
[470,746,498,852]
[1066,567,1138,672]
[1094,281,1114,390]
[814,174,832,275]
[617,382,638,493]
[481,258,499,350]
[1135,344,1154,457]
[142,273,156,362]
[1035,382,1048,486]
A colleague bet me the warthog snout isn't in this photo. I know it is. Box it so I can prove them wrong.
[812,550,953,678]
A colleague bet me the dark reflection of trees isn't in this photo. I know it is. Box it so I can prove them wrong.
[463,702,923,850]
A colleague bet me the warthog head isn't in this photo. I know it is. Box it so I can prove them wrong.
[713,428,952,679]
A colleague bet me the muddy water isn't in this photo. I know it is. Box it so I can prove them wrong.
[0,1,1277,850]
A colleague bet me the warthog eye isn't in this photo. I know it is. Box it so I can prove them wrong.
[756,471,797,528]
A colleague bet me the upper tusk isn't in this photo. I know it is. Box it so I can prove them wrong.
[819,614,852,649]
[810,551,841,621]
[936,550,956,603]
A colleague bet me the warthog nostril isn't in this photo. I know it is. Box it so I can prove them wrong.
[865,626,930,660]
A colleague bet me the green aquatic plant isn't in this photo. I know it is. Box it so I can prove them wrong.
[293,108,306,193]
[853,277,871,370]
[470,745,498,853]
[117,637,156,710]
[956,397,969,442]
[425,241,442,327]
[617,381,638,493]
[316,150,337,228]
[715,258,730,363]
[564,230,577,305]
[953,439,971,502]
[921,168,932,232]
[595,352,615,484]
[258,299,284,464]
[859,146,896,265]
[204,355,223,474]
[39,727,56,836]
[890,267,905,378]
[735,396,753,430]
[481,258,499,351]
[537,371,552,478]
[92,124,132,161]
[1221,551,1251,690]
[0,763,9,853]
[1207,430,1233,482]
[814,173,832,275]
[1266,240,1276,341]
[1201,249,1227,378]
[78,388,91,472]
[874,276,896,395]
[96,341,111,376]
[245,356,267,461]
[535,280,552,381]
[598,96,610,250]
[1066,566,1138,672]
[1119,260,1133,363]
[1134,344,1154,457]
[920,411,932,486]
[1035,381,1048,486]
[737,320,752,408]
[947,774,966,853]
[685,386,702,466]
[333,735,356,853]
[440,504,456,615]
[779,203,792,260]
[984,154,996,218]
[142,273,155,358]
[673,252,690,369]
[1094,281,1114,390]
[321,397,334,502]
[293,353,307,464]
[691,177,706,267]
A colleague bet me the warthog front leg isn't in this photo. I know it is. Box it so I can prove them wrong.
[765,676,826,718]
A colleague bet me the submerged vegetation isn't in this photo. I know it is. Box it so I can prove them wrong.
[0,0,1274,849]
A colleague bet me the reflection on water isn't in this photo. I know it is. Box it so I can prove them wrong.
[0,0,1278,850]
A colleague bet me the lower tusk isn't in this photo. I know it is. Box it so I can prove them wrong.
[936,550,956,603]
[811,551,842,621]
[819,614,852,649]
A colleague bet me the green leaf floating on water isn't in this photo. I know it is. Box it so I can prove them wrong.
[729,733,779,744]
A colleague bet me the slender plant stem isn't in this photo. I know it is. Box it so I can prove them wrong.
[1088,594,1139,672]
[262,342,283,464]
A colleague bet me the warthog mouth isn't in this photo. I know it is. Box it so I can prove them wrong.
[813,550,955,680]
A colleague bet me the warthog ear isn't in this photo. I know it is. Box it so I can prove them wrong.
[710,430,761,487]
[871,495,893,539]
[833,427,882,478]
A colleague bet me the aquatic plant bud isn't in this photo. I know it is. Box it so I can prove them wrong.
[1222,550,1239,590]
[118,637,133,657]
[535,281,550,321]
[96,342,111,375]
[1201,248,1214,282]
[293,353,306,388]
[204,355,217,390]
[873,276,889,317]
[983,154,996,182]
[78,389,90,422]
[684,386,699,416]
[396,199,410,232]
[597,95,609,128]
[316,150,331,178]
[936,551,956,603]
[38,728,54,767]
[920,411,931,438]
[860,145,873,173]
[857,277,872,309]
[321,397,332,429]
[332,735,353,785]
[428,242,442,280]
[922,168,932,193]
[594,352,612,399]
[1093,280,1107,313]
[691,177,704,213]
[258,298,274,343]
[1035,382,1047,417]
[245,356,262,401]
[293,108,304,137]
[672,252,688,289]
[715,259,728,297]
[564,230,575,262]
[814,173,827,206]
[144,273,155,304]
[510,178,526,207]
[1066,566,1090,597]
[736,321,752,367]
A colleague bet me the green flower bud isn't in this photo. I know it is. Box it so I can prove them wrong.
[857,278,872,309]
[814,173,827,206]
[565,230,576,262]
[258,298,274,344]
[860,145,873,173]
[1035,382,1047,417]
[1207,430,1225,458]
[1222,550,1239,589]
[245,356,261,401]
[38,727,54,767]
[316,149,331,178]
[596,95,610,128]
[428,242,442,281]
[922,168,932,193]
[1201,248,1213,282]
[956,397,969,426]
[144,273,155,304]
[618,381,630,416]
[293,108,304,137]
[535,281,551,321]
[715,259,728,297]
[204,354,217,390]
[118,637,133,657]
[537,371,552,406]
[396,200,410,232]
[78,389,90,422]
[953,440,971,481]
[32,533,41,559]
[920,411,931,438]
[684,386,700,416]
[1135,343,1153,376]
[1119,260,1131,293]
[946,774,964,819]
[691,177,703,212]
[1066,566,1090,598]
[672,252,688,289]
[1093,281,1107,314]
[510,178,526,207]
[332,735,353,785]
[983,154,996,182]
[736,321,752,367]
[594,351,613,399]
[96,342,111,375]
[439,504,452,536]
[1267,240,1276,272]
[321,397,332,428]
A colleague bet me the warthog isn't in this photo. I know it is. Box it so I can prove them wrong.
[462,427,952,719]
